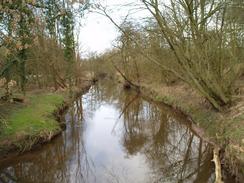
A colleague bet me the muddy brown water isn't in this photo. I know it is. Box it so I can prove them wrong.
[0,80,236,183]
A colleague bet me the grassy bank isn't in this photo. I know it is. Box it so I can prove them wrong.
[0,82,92,156]
[0,93,65,154]
[137,80,244,181]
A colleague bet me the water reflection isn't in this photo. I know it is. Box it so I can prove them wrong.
[0,97,94,183]
[0,79,222,183]
[115,89,215,183]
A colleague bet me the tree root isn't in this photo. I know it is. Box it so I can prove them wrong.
[213,147,224,183]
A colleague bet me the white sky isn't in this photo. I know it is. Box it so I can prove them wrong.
[77,0,149,57]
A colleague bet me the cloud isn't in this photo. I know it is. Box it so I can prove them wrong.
[77,0,149,57]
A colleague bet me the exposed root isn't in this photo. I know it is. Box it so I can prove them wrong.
[213,147,224,183]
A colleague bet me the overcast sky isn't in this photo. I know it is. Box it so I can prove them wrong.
[77,0,149,57]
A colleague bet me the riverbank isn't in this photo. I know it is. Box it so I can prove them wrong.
[0,81,92,158]
[116,73,243,181]
[135,80,244,181]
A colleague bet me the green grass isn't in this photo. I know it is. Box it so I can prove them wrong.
[0,93,65,149]
[224,114,244,144]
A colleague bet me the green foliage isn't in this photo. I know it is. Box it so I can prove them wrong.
[44,0,60,37]
[61,9,75,61]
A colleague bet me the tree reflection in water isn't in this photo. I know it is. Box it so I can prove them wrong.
[0,79,219,183]
[87,80,216,182]
[117,90,215,183]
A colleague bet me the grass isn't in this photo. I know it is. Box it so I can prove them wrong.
[0,80,92,153]
[0,93,65,151]
[223,114,244,145]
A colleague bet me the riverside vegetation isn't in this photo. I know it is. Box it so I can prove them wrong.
[0,0,243,182]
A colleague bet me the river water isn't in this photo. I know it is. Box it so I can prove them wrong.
[0,80,235,183]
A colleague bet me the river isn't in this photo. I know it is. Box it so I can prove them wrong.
[0,80,235,183]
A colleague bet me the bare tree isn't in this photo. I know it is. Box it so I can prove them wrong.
[140,0,243,110]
